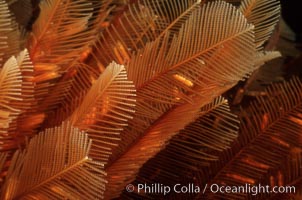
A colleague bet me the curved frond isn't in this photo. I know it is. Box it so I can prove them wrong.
[27,0,113,111]
[120,97,239,199]
[101,2,257,198]
[42,62,99,128]
[239,0,280,50]
[0,49,38,151]
[14,49,35,111]
[127,1,256,104]
[69,62,136,163]
[14,49,43,135]
[102,2,255,170]
[1,122,106,200]
[201,77,302,199]
[0,56,21,110]
[29,0,112,67]
[0,56,21,151]
[29,0,95,66]
[103,88,236,199]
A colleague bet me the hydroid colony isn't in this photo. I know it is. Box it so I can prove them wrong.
[0,0,301,199]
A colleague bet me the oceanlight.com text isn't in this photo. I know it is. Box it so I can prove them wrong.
[125,183,296,196]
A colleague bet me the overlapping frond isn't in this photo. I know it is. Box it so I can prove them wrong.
[127,1,255,103]
[92,2,164,67]
[14,49,42,135]
[0,56,22,151]
[69,62,136,163]
[0,49,37,151]
[92,0,202,68]
[28,0,113,114]
[105,2,255,160]
[29,0,99,67]
[104,94,218,199]
[240,0,280,50]
[201,77,302,199]
[100,2,257,198]
[0,0,21,66]
[120,97,239,199]
[13,49,35,111]
[42,62,99,128]
[1,122,106,200]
